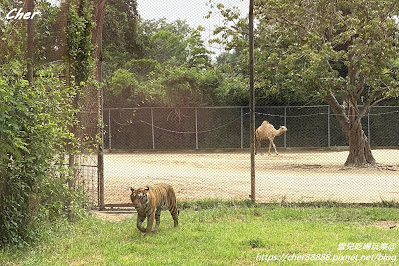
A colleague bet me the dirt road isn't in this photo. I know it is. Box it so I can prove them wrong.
[103,149,399,204]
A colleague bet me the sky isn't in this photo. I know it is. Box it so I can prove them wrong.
[45,0,249,55]
[136,0,248,54]
[136,0,248,28]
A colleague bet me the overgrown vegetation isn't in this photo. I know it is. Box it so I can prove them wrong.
[0,0,97,247]
[0,66,88,247]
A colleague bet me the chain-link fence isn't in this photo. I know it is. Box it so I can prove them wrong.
[103,106,399,150]
[70,109,100,207]
[100,106,399,207]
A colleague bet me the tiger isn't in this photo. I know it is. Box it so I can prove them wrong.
[130,183,179,233]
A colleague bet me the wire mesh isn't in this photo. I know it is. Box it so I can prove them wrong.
[101,105,399,206]
[74,153,98,205]
[71,109,100,207]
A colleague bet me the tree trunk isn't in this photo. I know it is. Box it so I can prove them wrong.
[26,0,34,85]
[325,92,376,167]
[344,118,375,167]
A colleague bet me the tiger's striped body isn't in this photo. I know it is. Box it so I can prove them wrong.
[130,183,179,233]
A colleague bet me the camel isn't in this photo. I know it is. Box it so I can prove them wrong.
[255,121,287,155]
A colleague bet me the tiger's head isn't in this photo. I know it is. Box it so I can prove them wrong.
[130,186,150,208]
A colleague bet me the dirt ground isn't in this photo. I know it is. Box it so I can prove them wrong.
[101,149,399,205]
[91,210,133,222]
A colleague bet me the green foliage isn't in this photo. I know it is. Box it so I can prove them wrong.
[186,28,213,68]
[0,0,96,239]
[211,0,399,165]
[124,58,159,81]
[143,66,224,107]
[102,0,140,78]
[105,64,225,108]
[262,0,399,102]
[110,69,138,94]
[66,0,95,85]
[219,75,249,105]
[34,0,60,64]
[247,238,265,248]
[0,66,87,247]
[103,16,219,108]
[103,0,140,56]
[105,68,139,107]
[212,0,399,106]
[139,18,192,45]
[178,199,256,210]
[148,30,188,64]
[0,1,25,64]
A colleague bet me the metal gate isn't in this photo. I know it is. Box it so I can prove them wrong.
[71,152,99,207]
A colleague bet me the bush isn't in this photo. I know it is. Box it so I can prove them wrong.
[0,71,88,247]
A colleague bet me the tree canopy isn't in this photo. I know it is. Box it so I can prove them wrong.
[102,9,219,108]
[214,0,399,166]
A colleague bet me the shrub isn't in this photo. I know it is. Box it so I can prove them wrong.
[0,70,88,247]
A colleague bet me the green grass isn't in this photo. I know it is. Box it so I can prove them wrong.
[1,203,399,265]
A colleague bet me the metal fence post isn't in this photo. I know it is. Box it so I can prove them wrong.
[327,106,331,147]
[195,108,199,149]
[241,107,244,149]
[151,108,155,149]
[98,147,104,210]
[98,34,105,210]
[108,109,111,150]
[284,107,287,148]
[367,112,371,145]
[249,0,255,203]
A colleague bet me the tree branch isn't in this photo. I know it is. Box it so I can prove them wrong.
[324,91,350,131]
[359,87,390,118]
[354,75,366,99]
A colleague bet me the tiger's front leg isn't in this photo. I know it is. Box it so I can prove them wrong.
[146,211,156,233]
[136,214,146,233]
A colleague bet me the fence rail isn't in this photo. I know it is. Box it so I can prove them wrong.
[103,105,399,150]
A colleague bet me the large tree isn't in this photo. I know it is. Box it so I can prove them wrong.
[102,0,139,75]
[216,0,399,166]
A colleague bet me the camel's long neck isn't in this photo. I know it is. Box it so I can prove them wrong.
[275,129,285,136]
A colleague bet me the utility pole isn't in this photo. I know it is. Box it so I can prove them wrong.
[249,0,255,203]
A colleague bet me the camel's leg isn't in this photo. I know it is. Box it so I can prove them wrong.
[271,140,279,155]
[255,138,262,155]
[268,141,272,155]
